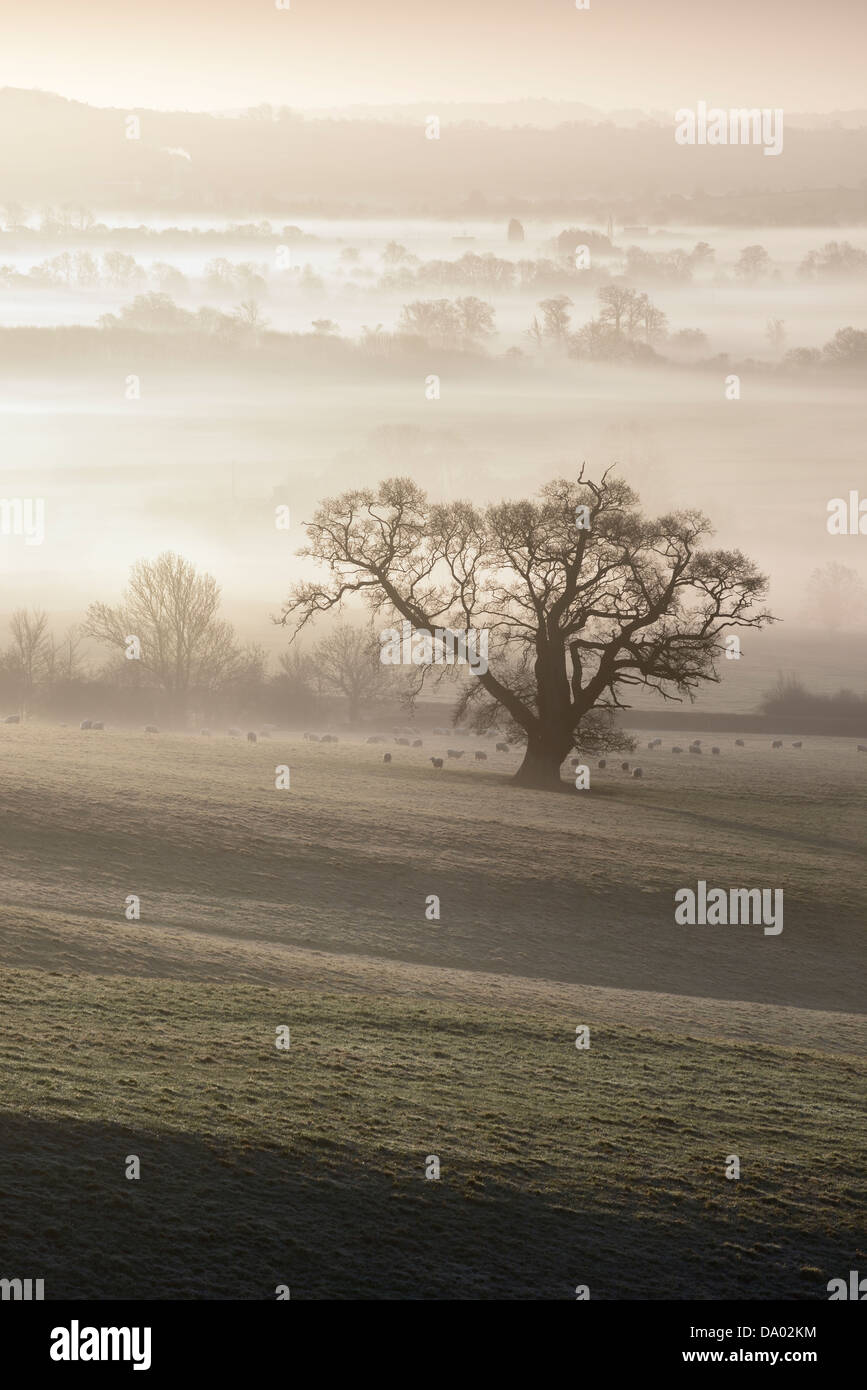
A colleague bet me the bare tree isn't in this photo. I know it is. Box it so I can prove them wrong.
[83,552,246,726]
[735,245,771,281]
[44,624,87,683]
[383,240,411,265]
[635,292,668,344]
[311,623,385,722]
[7,608,50,716]
[232,298,269,334]
[398,299,461,348]
[525,314,544,350]
[455,296,496,343]
[597,285,639,337]
[538,295,573,342]
[280,471,775,789]
[802,563,867,631]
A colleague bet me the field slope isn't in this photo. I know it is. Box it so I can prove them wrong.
[0,724,864,1298]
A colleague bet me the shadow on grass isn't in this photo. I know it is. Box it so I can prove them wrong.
[0,1113,846,1300]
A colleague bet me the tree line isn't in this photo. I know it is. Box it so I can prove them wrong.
[0,556,395,729]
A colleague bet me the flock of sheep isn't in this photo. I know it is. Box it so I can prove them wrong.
[360,725,510,767]
[74,721,277,742]
[5,716,867,769]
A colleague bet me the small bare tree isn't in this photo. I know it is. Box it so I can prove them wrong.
[84,552,246,726]
[44,624,87,683]
[7,608,51,716]
[312,623,385,723]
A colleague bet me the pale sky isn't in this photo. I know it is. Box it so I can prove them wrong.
[0,0,864,114]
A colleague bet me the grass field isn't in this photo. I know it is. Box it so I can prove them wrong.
[0,722,864,1299]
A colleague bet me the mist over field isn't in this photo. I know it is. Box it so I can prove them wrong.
[0,1,865,1323]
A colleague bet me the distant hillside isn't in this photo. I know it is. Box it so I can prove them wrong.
[2,88,867,218]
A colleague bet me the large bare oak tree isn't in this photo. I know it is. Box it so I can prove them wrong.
[280,470,774,788]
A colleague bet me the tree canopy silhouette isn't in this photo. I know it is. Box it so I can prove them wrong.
[280,469,775,788]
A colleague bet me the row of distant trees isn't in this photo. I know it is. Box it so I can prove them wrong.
[6,240,866,304]
[525,287,867,368]
[84,283,867,370]
[1,294,863,371]
[0,556,394,728]
[760,674,867,719]
[0,204,312,241]
[0,253,320,299]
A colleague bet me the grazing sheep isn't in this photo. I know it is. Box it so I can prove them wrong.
[201,729,211,736]
[412,739,423,747]
[383,752,392,763]
[91,721,104,730]
[395,737,410,746]
[632,767,643,778]
[858,745,867,753]
[145,725,158,734]
[598,759,607,769]
[792,741,802,749]
[307,733,320,742]
[647,741,655,750]
[735,739,745,747]
[772,739,783,749]
[475,751,487,761]
[430,757,444,768]
[366,736,381,744]
[447,749,463,759]
[4,714,20,724]
[496,741,509,752]
[80,719,92,730]
[711,746,720,755]
[620,761,630,771]
[689,746,702,755]
[247,731,257,743]
[672,746,683,754]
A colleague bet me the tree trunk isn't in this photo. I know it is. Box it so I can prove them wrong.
[512,736,570,790]
[165,688,188,730]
